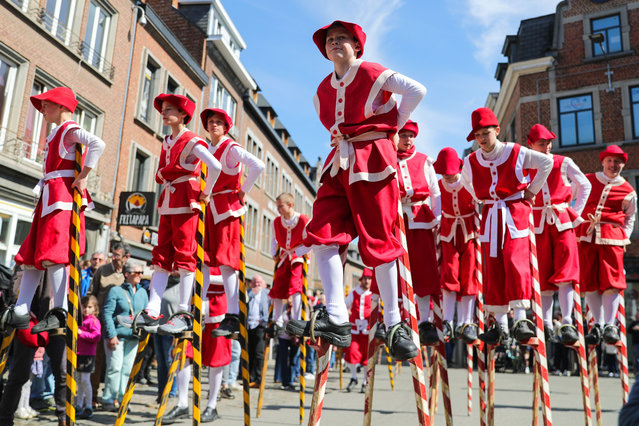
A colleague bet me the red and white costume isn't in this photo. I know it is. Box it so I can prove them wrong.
[271,213,310,299]
[345,284,373,366]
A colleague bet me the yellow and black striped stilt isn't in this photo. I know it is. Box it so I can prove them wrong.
[66,143,83,425]
[299,257,308,424]
[155,337,188,425]
[115,328,150,425]
[0,330,15,376]
[238,214,250,425]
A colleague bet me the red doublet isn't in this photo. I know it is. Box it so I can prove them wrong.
[272,214,309,299]
[152,129,207,272]
[397,151,440,297]
[530,155,580,291]
[439,179,479,296]
[204,138,244,269]
[16,121,91,268]
[345,286,372,365]
[465,143,532,310]
[304,60,403,267]
[577,172,636,292]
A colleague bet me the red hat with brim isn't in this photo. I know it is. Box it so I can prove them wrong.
[154,93,195,124]
[30,87,78,113]
[526,124,556,144]
[313,20,366,60]
[434,147,463,175]
[467,107,499,142]
[360,268,373,280]
[200,108,233,134]
[600,144,628,162]
[399,120,419,137]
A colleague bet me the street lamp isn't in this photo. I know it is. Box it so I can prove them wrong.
[589,33,614,93]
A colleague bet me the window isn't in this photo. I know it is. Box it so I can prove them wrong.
[209,74,237,126]
[261,214,273,255]
[74,105,98,134]
[244,201,258,248]
[83,1,111,71]
[131,150,150,191]
[0,201,34,267]
[265,155,279,198]
[294,187,303,211]
[631,87,639,140]
[281,172,292,196]
[558,95,595,147]
[591,15,622,56]
[43,0,77,44]
[244,133,263,184]
[0,55,18,148]
[305,198,313,218]
[139,58,160,124]
[23,81,53,161]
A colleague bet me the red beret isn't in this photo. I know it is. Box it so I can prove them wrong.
[30,87,78,113]
[154,94,195,124]
[434,147,463,175]
[360,268,373,279]
[313,20,366,60]
[200,108,233,134]
[600,144,628,162]
[467,108,499,142]
[526,124,556,144]
[399,120,419,137]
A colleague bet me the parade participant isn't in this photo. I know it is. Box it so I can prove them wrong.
[461,108,552,344]
[196,107,264,338]
[577,145,636,345]
[269,193,310,334]
[81,251,105,297]
[394,121,442,345]
[118,94,222,334]
[286,20,427,361]
[76,295,101,419]
[526,124,591,344]
[0,87,105,332]
[434,147,479,344]
[247,275,269,387]
[344,268,374,393]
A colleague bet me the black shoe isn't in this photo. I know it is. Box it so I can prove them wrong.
[603,325,620,344]
[374,323,386,341]
[144,375,157,386]
[460,323,478,344]
[558,324,579,345]
[386,322,419,361]
[544,325,554,341]
[211,314,240,338]
[418,321,439,345]
[286,307,352,348]
[201,407,219,422]
[0,306,30,332]
[117,310,161,333]
[360,383,366,393]
[479,323,508,345]
[162,405,189,424]
[512,319,536,343]
[346,378,357,392]
[442,321,453,341]
[32,308,67,334]
[77,407,93,420]
[159,312,193,335]
[585,324,603,346]
[219,387,235,399]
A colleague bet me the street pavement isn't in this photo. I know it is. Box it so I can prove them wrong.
[15,359,624,425]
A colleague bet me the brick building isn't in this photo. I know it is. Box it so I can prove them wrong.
[484,0,639,296]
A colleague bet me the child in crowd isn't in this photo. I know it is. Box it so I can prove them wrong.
[344,268,373,393]
[76,295,101,419]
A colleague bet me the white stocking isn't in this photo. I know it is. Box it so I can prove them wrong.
[314,245,348,323]
[375,261,401,328]
[220,266,239,315]
[207,366,224,409]
[557,283,574,324]
[541,293,554,329]
[15,269,44,315]
[416,295,431,325]
[147,270,170,317]
[273,299,285,327]
[177,361,192,408]
[585,292,603,326]
[442,290,456,323]
[460,295,475,324]
[178,270,195,312]
[47,264,68,309]
[290,293,302,321]
[602,291,621,326]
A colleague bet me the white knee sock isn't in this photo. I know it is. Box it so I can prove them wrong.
[273,299,285,327]
[513,308,527,322]
[177,362,192,408]
[314,245,349,323]
[416,295,431,325]
[442,290,456,323]
[15,269,44,315]
[47,264,68,309]
[202,264,211,295]
[541,293,554,329]
[178,270,195,312]
[147,270,170,317]
[586,292,603,326]
[220,265,239,315]
[557,283,574,324]
[291,293,302,321]
[602,291,621,326]
[347,362,358,380]
[496,312,508,331]
[207,366,223,409]
[460,295,475,324]
[375,261,401,328]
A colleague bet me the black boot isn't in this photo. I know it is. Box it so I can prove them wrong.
[0,305,30,331]
[459,323,478,344]
[479,322,508,345]
[418,321,439,345]
[603,324,620,344]
[211,314,240,338]
[512,319,536,343]
[558,324,579,345]
[286,307,351,348]
[585,324,603,346]
[374,323,386,341]
[346,378,357,392]
[386,322,419,361]
[442,321,454,341]
[162,405,189,424]
[201,407,219,422]
[31,307,67,334]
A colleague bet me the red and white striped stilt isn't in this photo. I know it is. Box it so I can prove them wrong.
[486,339,496,426]
[473,206,487,426]
[532,358,541,426]
[616,291,629,404]
[307,338,333,426]
[428,348,439,418]
[586,308,603,426]
[364,297,382,426]
[432,296,454,426]
[567,281,592,426]
[467,344,473,416]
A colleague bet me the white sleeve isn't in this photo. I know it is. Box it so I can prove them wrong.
[345,291,354,310]
[66,127,106,169]
[191,144,222,195]
[381,73,427,130]
[460,158,478,200]
[227,145,265,193]
[271,233,278,257]
[522,148,553,195]
[623,191,637,238]
[564,158,591,216]
[426,161,441,221]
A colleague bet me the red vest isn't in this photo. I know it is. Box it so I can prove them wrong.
[396,151,437,229]
[348,286,373,335]
[156,129,207,215]
[274,214,309,265]
[576,172,635,245]
[439,178,477,243]
[208,138,245,224]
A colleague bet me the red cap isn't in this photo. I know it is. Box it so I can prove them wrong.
[399,120,419,137]
[313,20,366,59]
[200,108,233,134]
[526,124,556,144]
[467,107,499,142]
[30,87,78,113]
[360,268,373,279]
[600,144,628,162]
[154,94,195,124]
[434,147,463,175]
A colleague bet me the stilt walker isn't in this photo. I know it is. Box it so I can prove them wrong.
[300,258,309,424]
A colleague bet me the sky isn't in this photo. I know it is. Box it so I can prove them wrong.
[222,0,561,166]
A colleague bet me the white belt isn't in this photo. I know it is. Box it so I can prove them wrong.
[532,202,569,226]
[442,211,475,244]
[211,189,235,196]
[32,169,76,197]
[482,191,525,258]
[330,131,388,177]
[162,175,198,193]
[585,213,618,236]
[277,246,302,268]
